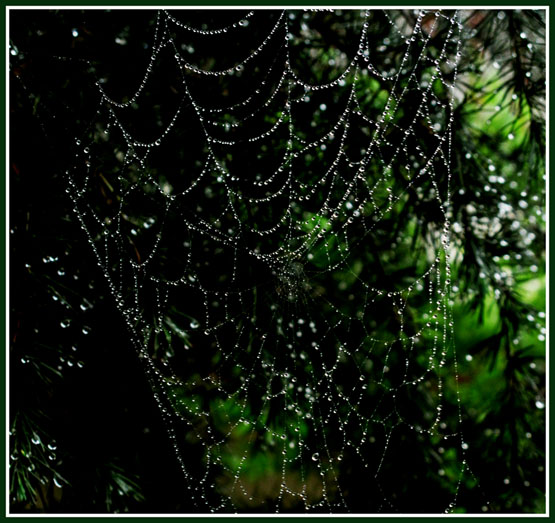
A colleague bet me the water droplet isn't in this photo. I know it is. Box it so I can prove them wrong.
[311,452,319,461]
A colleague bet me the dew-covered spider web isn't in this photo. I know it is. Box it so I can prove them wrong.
[65,8,476,513]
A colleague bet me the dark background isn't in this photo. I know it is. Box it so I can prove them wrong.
[9,9,546,513]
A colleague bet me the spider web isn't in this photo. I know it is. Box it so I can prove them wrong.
[65,8,472,513]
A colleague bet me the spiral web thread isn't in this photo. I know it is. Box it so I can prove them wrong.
[66,8,473,512]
